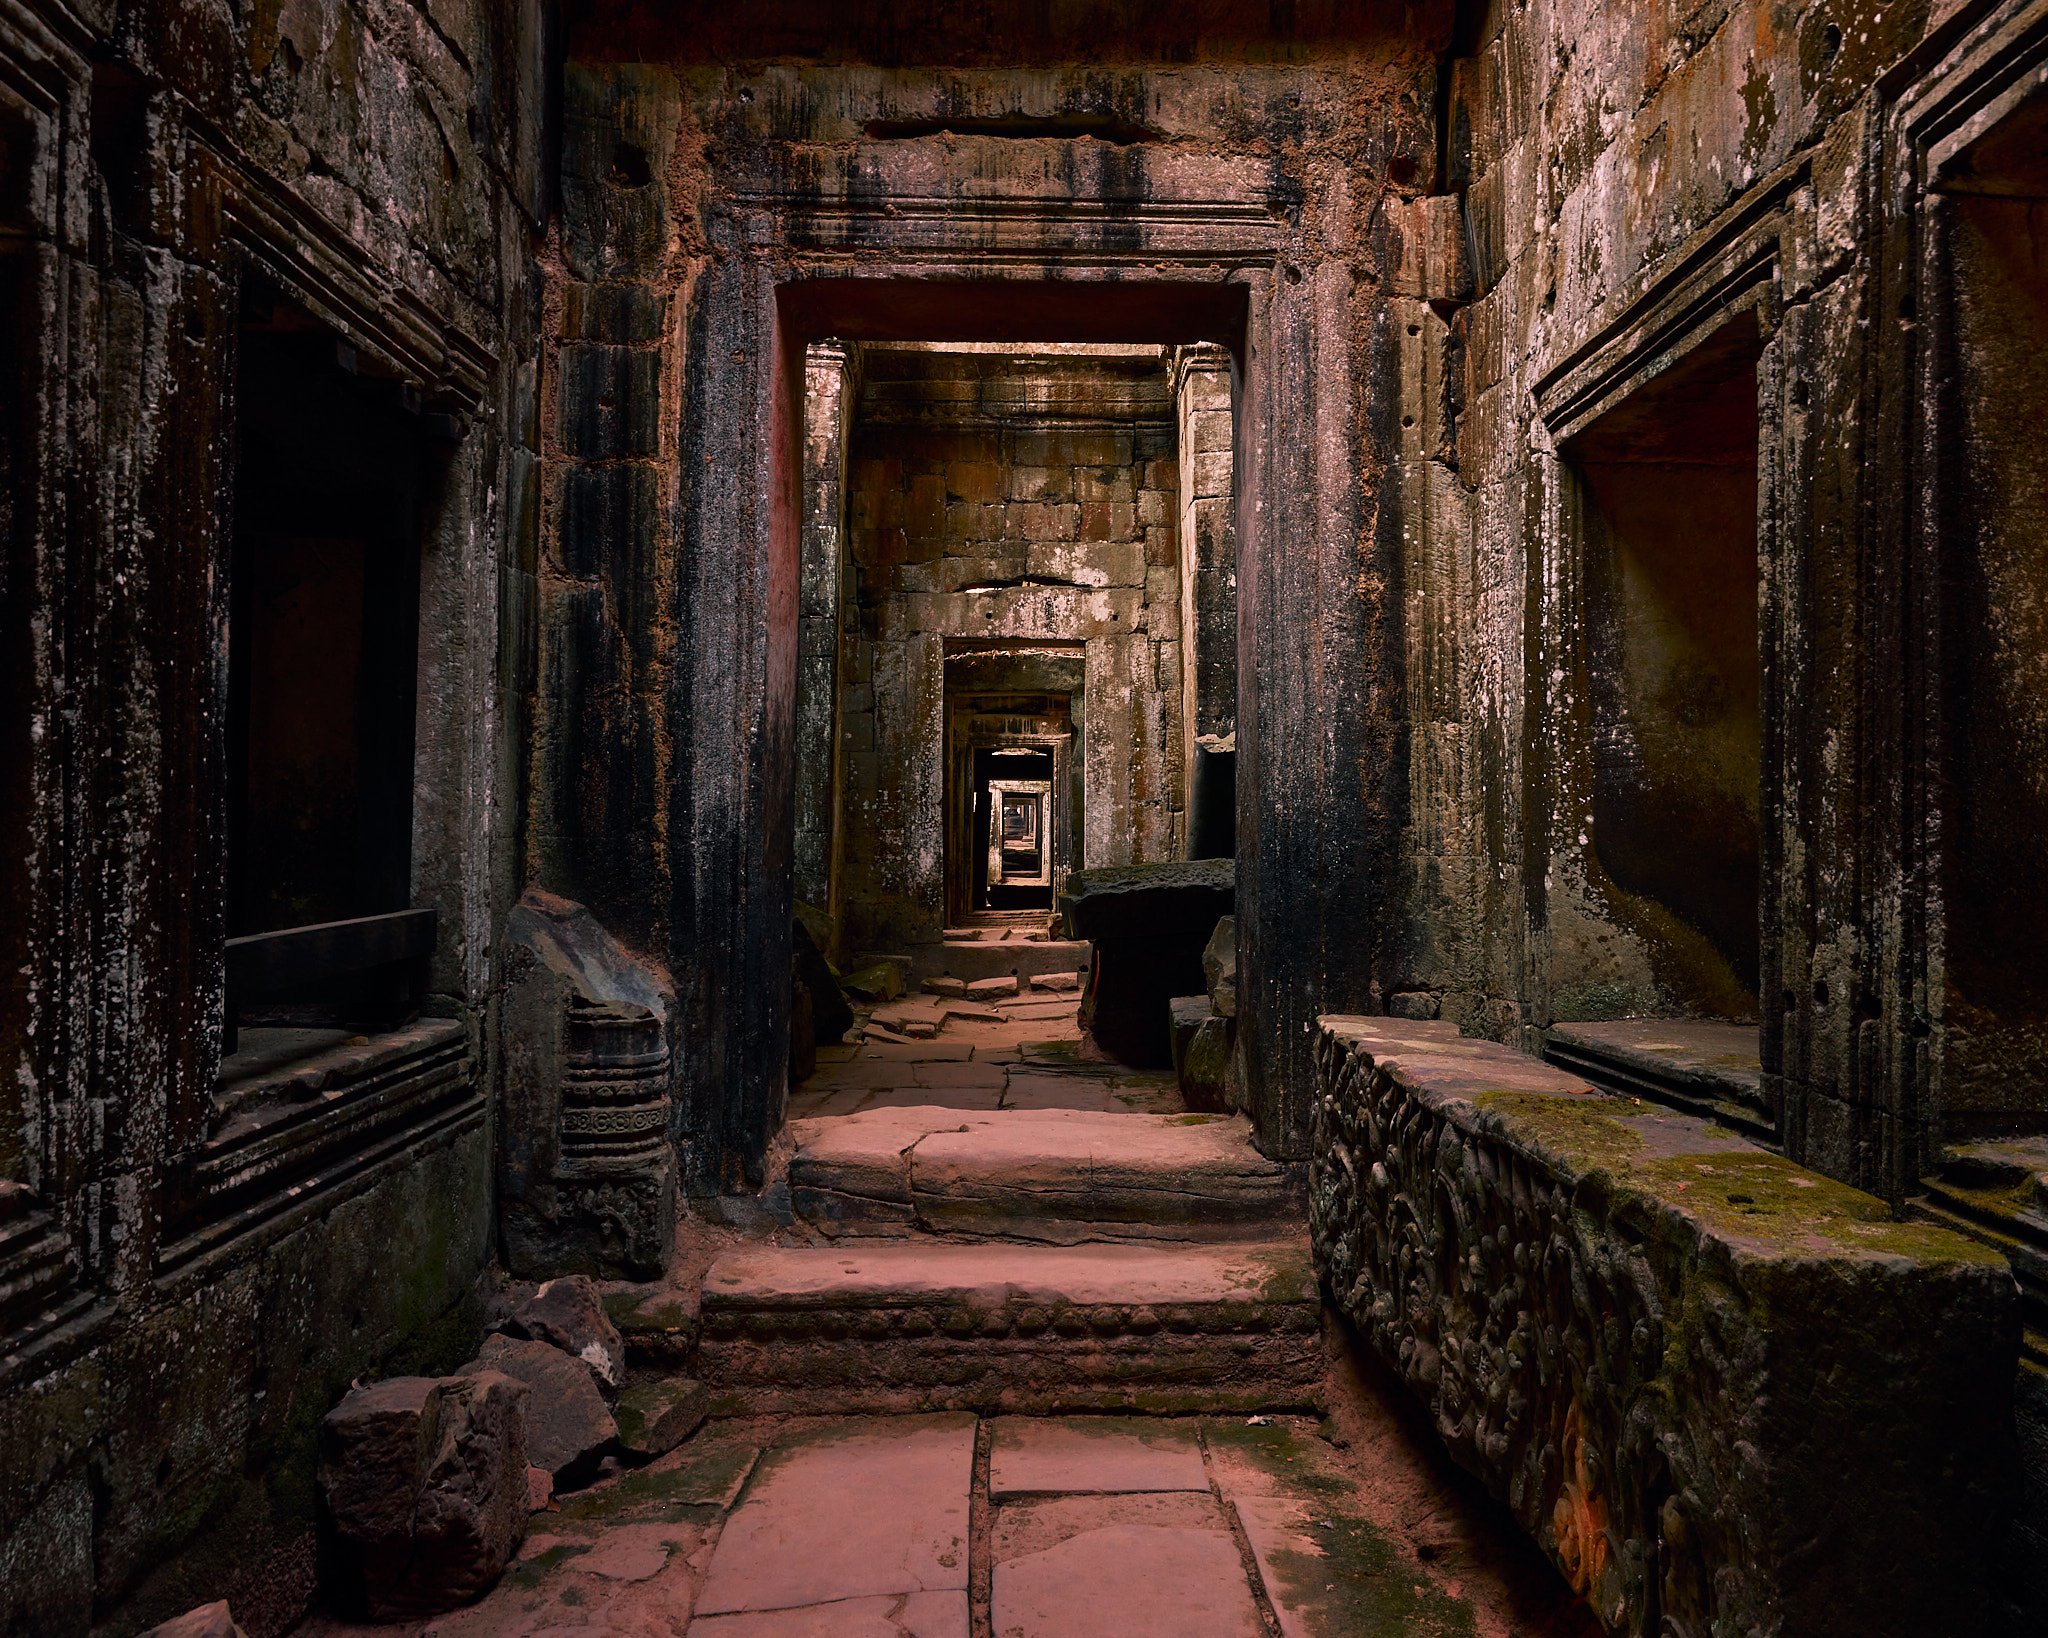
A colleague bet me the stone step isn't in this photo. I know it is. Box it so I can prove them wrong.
[788,1108,1300,1241]
[908,939,1094,985]
[695,1239,1321,1414]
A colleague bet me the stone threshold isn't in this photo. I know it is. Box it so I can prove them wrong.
[1539,1016,1774,1144]
[787,1106,1299,1241]
[1915,1136,2048,1367]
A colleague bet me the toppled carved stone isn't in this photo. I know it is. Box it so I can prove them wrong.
[500,891,677,1281]
[789,955,819,1085]
[1311,1016,2017,1638]
[614,1376,710,1460]
[318,1371,529,1620]
[1202,917,1236,1018]
[495,1275,628,1396]
[463,1335,617,1488]
[139,1603,245,1638]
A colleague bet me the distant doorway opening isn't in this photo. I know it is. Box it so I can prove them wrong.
[945,681,1079,925]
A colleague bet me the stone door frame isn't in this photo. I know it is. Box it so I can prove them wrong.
[668,147,1377,1183]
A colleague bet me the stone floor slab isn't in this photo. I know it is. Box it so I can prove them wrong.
[991,1523,1263,1638]
[989,1418,1209,1497]
[693,1416,973,1616]
[689,1590,968,1637]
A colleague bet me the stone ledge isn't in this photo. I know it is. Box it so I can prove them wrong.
[1311,1016,2018,1638]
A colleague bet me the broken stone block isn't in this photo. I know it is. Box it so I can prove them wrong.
[1168,995,1211,1082]
[1180,1015,1235,1113]
[1202,916,1236,1018]
[1030,971,1081,993]
[924,976,969,997]
[318,1371,529,1620]
[139,1603,245,1638]
[967,974,1020,998]
[527,1465,554,1513]
[614,1376,710,1460]
[494,1275,628,1396]
[463,1334,617,1488]
[841,960,906,1002]
[793,910,853,1045]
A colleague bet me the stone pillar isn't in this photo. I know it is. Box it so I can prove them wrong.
[1172,344,1237,818]
[794,341,859,949]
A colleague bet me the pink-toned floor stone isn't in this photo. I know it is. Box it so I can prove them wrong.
[991,1523,1263,1638]
[989,1419,1209,1498]
[688,1590,967,1637]
[691,1416,973,1618]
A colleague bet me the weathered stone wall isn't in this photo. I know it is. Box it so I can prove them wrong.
[0,0,543,1625]
[1388,0,2048,1183]
[1377,0,2048,1620]
[835,345,1184,952]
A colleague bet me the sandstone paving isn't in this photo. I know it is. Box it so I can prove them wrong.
[291,1411,1596,1637]
[988,1417,1209,1496]
[692,1415,974,1616]
[991,1521,1264,1638]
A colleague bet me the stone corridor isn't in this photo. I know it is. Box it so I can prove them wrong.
[8,1,2048,1633]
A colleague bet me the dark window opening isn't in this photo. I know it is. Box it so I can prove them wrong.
[1569,317,1764,1019]
[1938,87,2048,1129]
[223,283,435,1048]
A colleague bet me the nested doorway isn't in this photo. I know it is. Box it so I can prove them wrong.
[944,665,1083,925]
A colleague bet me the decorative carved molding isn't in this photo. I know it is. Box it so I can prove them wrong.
[159,1018,482,1275]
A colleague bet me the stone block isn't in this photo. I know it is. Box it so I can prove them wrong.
[1007,464,1069,502]
[946,460,1000,503]
[462,1336,617,1488]
[558,344,661,459]
[967,974,1020,998]
[493,1275,628,1395]
[1180,1015,1235,1114]
[1202,917,1236,1017]
[613,1377,710,1460]
[843,960,906,1001]
[1311,1017,2018,1638]
[318,1371,530,1620]
[1169,995,1210,1080]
